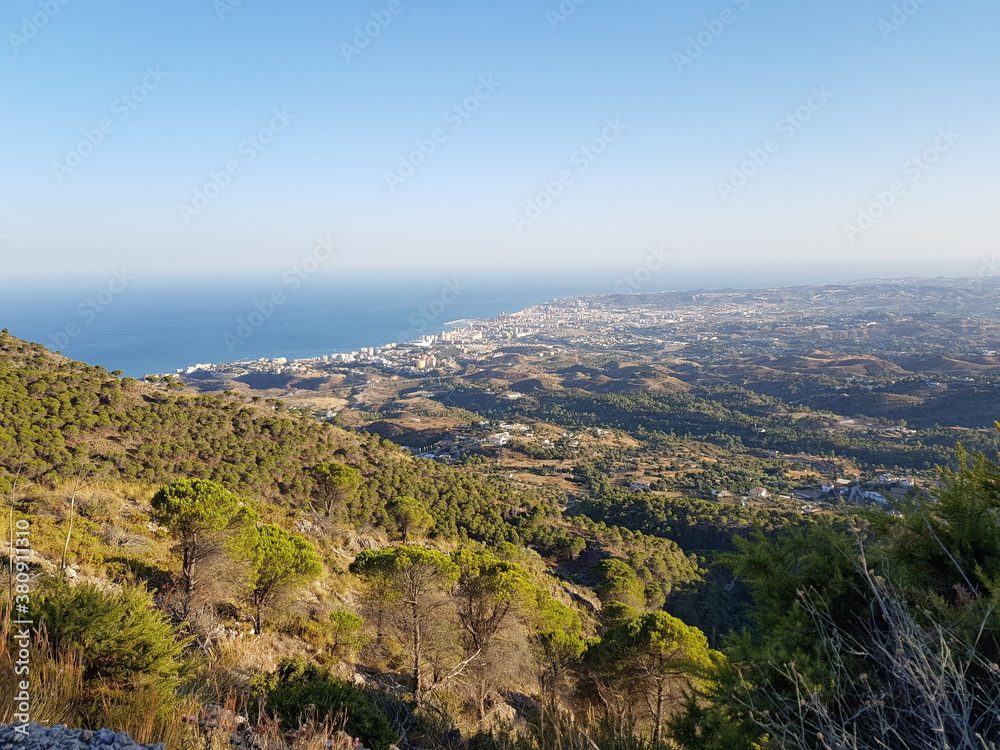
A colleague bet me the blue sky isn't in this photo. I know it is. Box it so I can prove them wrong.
[3,0,998,281]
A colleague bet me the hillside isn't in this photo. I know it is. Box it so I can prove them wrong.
[0,331,720,747]
[0,331,557,547]
[5,317,1000,749]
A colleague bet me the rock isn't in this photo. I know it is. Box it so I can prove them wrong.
[0,724,164,750]
[97,728,117,744]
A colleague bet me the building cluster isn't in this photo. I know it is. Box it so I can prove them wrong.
[172,299,699,378]
[167,295,852,380]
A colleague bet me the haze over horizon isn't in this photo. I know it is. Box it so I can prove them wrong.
[4,1,998,282]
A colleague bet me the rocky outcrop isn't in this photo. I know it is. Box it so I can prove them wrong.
[0,723,164,750]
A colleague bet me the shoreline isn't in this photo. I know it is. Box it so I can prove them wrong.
[165,274,991,380]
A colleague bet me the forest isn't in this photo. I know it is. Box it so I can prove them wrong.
[3,329,1000,750]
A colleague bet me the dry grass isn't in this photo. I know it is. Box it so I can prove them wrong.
[179,697,358,750]
[0,603,196,746]
[0,611,86,726]
[1,606,367,749]
[738,551,1000,750]
[479,707,672,750]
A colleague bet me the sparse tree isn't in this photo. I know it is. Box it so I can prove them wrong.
[452,548,535,721]
[594,558,646,609]
[238,523,322,634]
[350,546,459,701]
[534,592,586,712]
[150,479,256,621]
[386,496,433,542]
[309,462,361,519]
[585,612,715,744]
[328,610,368,662]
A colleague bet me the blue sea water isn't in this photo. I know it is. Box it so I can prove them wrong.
[1,271,618,377]
[0,264,950,378]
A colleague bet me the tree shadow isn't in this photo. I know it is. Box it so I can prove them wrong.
[104,556,174,590]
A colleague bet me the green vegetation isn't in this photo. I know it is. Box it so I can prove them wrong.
[880,444,1000,597]
[668,450,1000,749]
[151,478,257,621]
[34,579,192,686]
[327,610,368,661]
[252,658,397,750]
[4,331,1000,748]
[238,523,323,634]
[309,462,362,519]
[350,545,464,701]
[0,333,556,550]
[5,579,195,740]
[385,495,434,542]
[584,611,717,744]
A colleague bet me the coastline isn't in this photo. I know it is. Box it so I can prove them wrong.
[0,270,976,379]
[167,274,991,381]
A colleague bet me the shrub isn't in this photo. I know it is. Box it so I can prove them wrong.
[34,578,193,685]
[252,658,398,750]
[27,578,196,741]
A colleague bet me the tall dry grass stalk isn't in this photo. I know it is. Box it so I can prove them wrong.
[0,604,198,746]
[0,612,85,726]
[179,700,357,750]
[483,707,626,750]
[738,555,1000,750]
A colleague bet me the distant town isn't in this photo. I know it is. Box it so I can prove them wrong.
[144,278,1000,519]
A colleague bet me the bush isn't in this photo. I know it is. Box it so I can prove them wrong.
[26,578,195,741]
[34,578,192,685]
[253,658,398,750]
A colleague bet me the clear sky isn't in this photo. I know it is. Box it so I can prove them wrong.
[3,0,998,281]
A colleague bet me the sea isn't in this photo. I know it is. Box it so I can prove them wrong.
[0,263,953,378]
